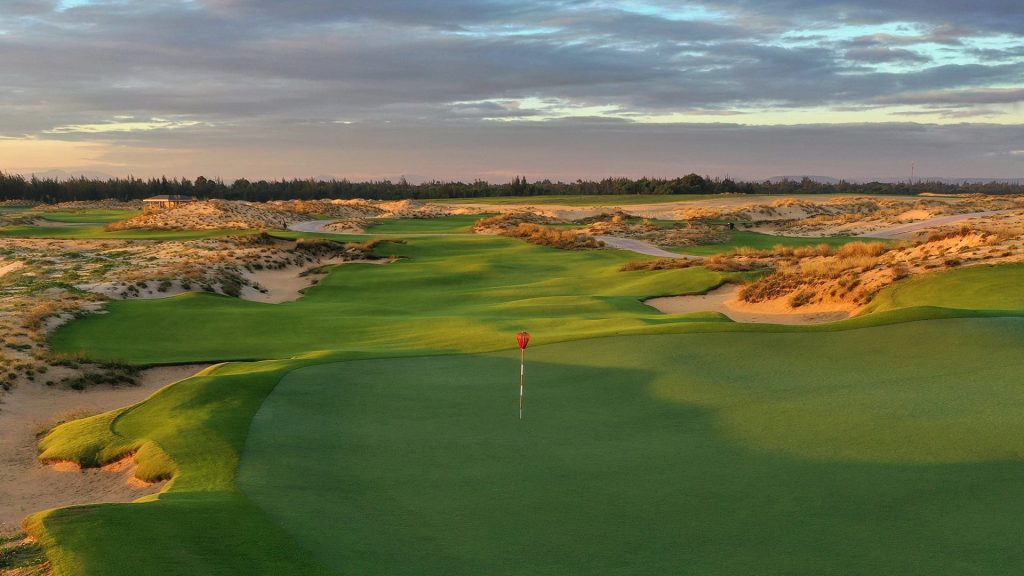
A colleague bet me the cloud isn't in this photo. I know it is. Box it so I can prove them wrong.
[0,0,1020,178]
[45,118,202,134]
[873,87,1024,106]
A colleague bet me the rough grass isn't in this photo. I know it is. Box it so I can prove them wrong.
[0,530,48,575]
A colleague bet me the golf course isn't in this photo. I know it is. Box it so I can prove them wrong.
[23,225,1024,575]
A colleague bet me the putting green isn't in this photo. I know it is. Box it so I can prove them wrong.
[239,322,1024,575]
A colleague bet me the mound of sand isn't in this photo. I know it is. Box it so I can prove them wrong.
[108,200,304,230]
[645,284,851,325]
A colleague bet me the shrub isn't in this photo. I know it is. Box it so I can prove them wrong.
[740,272,803,302]
[837,242,889,258]
[789,290,814,308]
[620,258,695,272]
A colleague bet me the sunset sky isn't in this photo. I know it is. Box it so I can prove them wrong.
[1,0,1022,181]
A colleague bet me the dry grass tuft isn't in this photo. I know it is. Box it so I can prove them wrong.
[501,223,603,250]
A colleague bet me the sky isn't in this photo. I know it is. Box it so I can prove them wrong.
[1,0,1022,182]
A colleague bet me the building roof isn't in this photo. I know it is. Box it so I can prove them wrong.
[143,195,196,202]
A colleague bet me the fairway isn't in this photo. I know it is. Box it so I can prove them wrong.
[675,230,883,255]
[363,214,484,234]
[239,322,1024,575]
[50,235,750,363]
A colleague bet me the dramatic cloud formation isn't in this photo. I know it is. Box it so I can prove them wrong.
[0,0,1021,179]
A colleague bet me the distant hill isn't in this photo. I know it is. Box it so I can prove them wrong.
[767,175,842,184]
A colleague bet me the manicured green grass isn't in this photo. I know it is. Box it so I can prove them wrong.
[238,323,1024,575]
[676,230,883,255]
[864,264,1024,314]
[50,235,751,364]
[35,316,1024,575]
[363,214,484,234]
[34,209,141,223]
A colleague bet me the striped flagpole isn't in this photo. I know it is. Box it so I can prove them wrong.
[519,347,525,419]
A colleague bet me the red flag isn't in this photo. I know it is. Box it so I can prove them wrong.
[517,331,530,350]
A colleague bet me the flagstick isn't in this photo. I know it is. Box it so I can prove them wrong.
[519,347,525,419]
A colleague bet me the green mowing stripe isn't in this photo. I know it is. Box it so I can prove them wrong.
[35,209,142,223]
[676,231,886,255]
[363,214,484,234]
[238,321,1024,575]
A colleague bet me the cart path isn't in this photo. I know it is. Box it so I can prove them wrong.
[595,236,700,259]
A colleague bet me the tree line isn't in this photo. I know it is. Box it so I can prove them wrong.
[1,171,1021,203]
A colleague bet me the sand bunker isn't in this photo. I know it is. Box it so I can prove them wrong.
[240,259,384,303]
[0,364,211,530]
[645,284,851,325]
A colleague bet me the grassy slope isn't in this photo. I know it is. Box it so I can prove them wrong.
[31,232,1024,575]
[240,323,1024,575]
[864,264,1024,314]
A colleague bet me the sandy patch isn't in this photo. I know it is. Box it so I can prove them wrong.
[857,209,1017,238]
[28,218,80,228]
[239,258,384,303]
[0,364,211,530]
[0,260,25,278]
[896,209,932,222]
[645,284,851,325]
